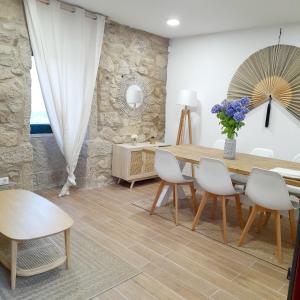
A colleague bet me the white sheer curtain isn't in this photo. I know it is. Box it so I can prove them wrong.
[24,0,105,196]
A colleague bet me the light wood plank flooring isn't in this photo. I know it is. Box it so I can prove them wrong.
[39,180,290,300]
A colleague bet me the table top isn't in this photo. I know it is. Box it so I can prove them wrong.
[114,142,169,150]
[144,144,300,187]
[0,190,73,241]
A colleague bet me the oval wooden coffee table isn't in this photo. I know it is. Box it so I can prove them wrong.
[0,189,73,289]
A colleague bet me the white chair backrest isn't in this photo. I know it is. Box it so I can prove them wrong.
[246,168,293,210]
[195,157,236,195]
[293,153,300,163]
[251,148,274,158]
[154,150,185,183]
[213,139,225,150]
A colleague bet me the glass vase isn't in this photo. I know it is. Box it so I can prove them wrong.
[223,138,236,160]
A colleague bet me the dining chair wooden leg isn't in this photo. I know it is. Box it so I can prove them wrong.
[192,191,209,231]
[263,211,271,227]
[150,180,165,215]
[238,205,257,246]
[210,195,217,220]
[275,211,282,263]
[235,194,243,229]
[174,183,179,225]
[221,196,228,244]
[247,206,253,220]
[172,184,176,207]
[288,210,296,242]
[256,212,266,233]
[189,183,197,215]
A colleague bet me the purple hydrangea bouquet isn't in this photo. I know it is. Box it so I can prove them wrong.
[211,97,250,159]
[211,97,250,139]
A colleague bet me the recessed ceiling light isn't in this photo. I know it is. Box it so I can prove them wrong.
[166,19,180,27]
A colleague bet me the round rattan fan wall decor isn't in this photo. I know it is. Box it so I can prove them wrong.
[227,44,300,121]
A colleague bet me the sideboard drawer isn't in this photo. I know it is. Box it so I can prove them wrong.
[129,150,143,176]
[112,142,169,188]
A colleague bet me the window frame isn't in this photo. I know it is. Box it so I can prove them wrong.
[30,124,53,134]
[30,56,52,134]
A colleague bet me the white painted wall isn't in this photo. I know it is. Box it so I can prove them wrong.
[165,23,300,160]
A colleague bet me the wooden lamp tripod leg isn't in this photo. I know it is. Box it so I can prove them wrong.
[187,109,195,176]
[187,109,193,144]
[176,109,185,145]
[177,107,193,146]
[177,107,195,176]
[181,112,187,144]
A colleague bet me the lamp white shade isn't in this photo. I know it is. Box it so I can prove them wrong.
[126,85,143,105]
[177,89,198,107]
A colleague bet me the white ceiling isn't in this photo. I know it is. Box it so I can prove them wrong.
[67,0,300,38]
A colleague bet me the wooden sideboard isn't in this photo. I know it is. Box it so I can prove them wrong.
[112,142,169,188]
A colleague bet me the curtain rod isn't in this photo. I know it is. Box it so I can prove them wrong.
[37,0,107,20]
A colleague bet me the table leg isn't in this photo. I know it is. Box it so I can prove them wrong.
[156,185,186,207]
[64,229,71,269]
[11,240,17,290]
[156,185,172,207]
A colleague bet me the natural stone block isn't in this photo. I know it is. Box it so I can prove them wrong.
[0,66,14,80]
[118,60,130,75]
[98,157,111,169]
[140,57,155,67]
[0,45,17,67]
[137,66,148,75]
[0,130,18,146]
[156,54,168,68]
[99,112,122,127]
[88,138,112,157]
[0,143,33,164]
[100,55,115,73]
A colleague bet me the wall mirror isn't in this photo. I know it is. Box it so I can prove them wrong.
[126,84,143,109]
[118,75,150,116]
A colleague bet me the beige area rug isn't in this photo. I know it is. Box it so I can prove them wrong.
[0,229,140,300]
[134,192,295,270]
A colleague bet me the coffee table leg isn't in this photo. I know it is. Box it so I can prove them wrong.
[64,229,71,269]
[11,240,18,290]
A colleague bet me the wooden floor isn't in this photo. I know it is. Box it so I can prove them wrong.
[39,180,290,300]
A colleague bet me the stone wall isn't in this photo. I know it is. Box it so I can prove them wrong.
[0,0,33,190]
[31,135,65,189]
[31,134,89,190]
[0,0,168,191]
[85,20,169,187]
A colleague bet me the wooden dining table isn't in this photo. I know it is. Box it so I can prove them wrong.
[144,144,300,206]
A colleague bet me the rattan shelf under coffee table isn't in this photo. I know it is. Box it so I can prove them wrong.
[0,190,73,290]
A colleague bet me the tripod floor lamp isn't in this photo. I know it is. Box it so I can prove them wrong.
[176,89,198,145]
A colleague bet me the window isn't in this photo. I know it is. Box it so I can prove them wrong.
[30,57,52,134]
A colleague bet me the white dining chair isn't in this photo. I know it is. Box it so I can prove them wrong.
[287,153,300,196]
[238,168,300,262]
[150,150,197,225]
[231,147,274,186]
[292,153,300,162]
[192,157,244,243]
[251,148,274,157]
[212,139,225,150]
